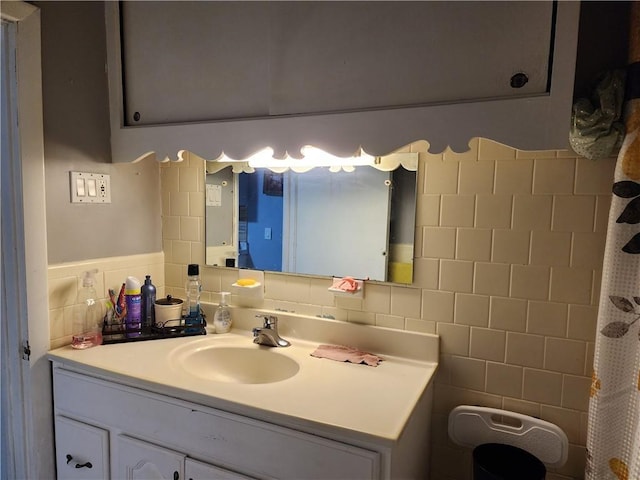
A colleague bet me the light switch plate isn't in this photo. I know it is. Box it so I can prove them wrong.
[70,172,111,203]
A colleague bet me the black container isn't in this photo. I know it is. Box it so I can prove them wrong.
[140,275,156,328]
[473,443,546,480]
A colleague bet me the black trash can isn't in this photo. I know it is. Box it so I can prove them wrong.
[473,443,546,480]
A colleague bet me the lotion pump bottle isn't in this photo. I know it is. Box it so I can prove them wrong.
[213,292,232,333]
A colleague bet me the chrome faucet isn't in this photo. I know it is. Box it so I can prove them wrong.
[252,315,290,347]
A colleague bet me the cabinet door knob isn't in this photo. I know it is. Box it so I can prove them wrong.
[173,471,179,480]
[65,454,93,469]
[510,72,529,88]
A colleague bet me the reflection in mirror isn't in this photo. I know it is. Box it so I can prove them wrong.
[205,155,417,284]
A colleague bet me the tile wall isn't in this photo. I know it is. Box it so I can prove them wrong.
[47,252,165,349]
[416,140,615,480]
[161,138,616,480]
[48,138,613,479]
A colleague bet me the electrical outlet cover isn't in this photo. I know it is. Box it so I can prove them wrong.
[70,172,111,203]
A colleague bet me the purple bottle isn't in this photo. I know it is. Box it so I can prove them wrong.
[125,276,142,335]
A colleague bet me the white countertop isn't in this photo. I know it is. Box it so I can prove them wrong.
[48,307,438,444]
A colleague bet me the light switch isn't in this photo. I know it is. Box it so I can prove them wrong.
[70,172,111,203]
[206,184,222,207]
[264,227,272,240]
[76,178,86,197]
[86,178,97,197]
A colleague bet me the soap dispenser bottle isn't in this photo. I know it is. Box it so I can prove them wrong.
[71,269,103,349]
[213,292,232,333]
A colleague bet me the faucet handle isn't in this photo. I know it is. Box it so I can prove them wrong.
[254,314,276,328]
[256,313,278,328]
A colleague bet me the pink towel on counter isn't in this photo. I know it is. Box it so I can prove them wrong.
[311,344,383,367]
[330,277,360,292]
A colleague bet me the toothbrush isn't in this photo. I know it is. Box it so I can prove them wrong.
[117,283,126,319]
[108,288,117,313]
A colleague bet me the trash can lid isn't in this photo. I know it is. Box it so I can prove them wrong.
[448,406,568,468]
[474,443,546,480]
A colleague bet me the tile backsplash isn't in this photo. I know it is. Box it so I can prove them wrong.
[48,138,615,480]
[47,252,165,349]
[160,138,614,479]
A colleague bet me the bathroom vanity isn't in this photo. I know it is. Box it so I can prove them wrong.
[49,309,438,479]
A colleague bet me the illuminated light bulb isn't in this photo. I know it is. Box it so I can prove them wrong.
[217,146,376,171]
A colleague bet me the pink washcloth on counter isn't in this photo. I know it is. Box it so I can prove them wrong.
[311,344,384,367]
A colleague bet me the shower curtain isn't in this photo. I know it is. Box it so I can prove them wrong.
[586,4,640,479]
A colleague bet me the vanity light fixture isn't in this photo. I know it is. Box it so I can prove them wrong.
[211,146,417,174]
[296,146,376,169]
[214,146,376,173]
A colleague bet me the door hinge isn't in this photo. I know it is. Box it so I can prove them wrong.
[22,340,31,361]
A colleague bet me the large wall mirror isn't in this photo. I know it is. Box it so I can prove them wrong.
[204,152,418,284]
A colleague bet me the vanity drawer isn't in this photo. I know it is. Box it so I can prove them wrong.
[53,366,380,479]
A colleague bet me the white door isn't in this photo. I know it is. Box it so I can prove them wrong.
[116,435,184,480]
[283,167,391,280]
[1,19,28,479]
[1,3,52,478]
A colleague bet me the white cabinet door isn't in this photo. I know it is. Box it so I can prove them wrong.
[120,2,554,124]
[105,2,579,162]
[185,458,253,480]
[115,435,184,480]
[54,415,109,480]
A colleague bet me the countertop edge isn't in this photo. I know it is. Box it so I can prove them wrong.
[49,313,439,445]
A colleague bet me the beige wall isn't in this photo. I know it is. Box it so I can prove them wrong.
[38,3,619,478]
[162,139,615,480]
[46,138,612,479]
[37,1,163,263]
[39,2,165,348]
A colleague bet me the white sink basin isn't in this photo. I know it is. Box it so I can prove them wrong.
[173,345,300,384]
